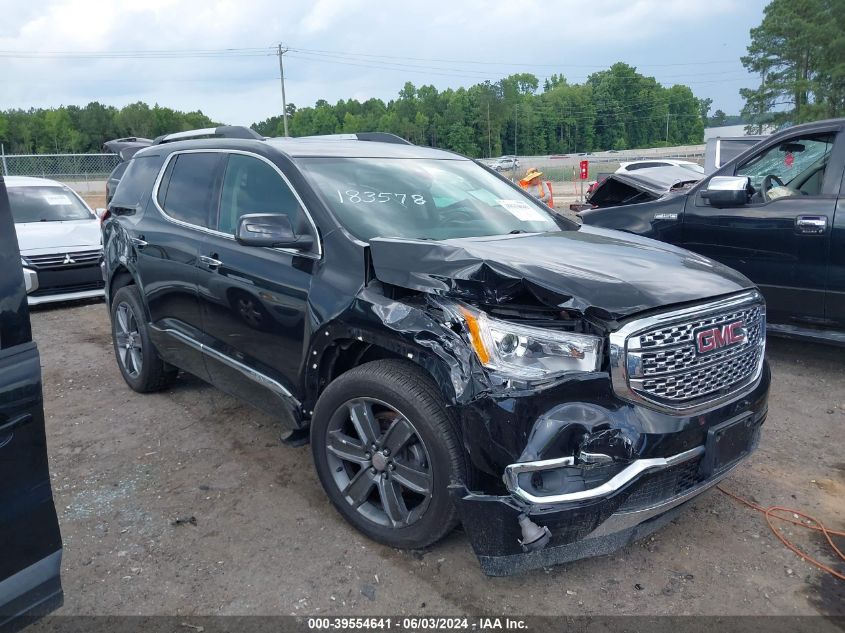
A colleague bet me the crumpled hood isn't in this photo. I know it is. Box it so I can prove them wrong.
[16,220,101,254]
[369,226,755,320]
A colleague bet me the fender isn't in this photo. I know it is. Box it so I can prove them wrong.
[103,220,151,321]
[301,298,487,415]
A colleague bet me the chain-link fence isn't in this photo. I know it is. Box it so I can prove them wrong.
[0,144,705,200]
[0,152,119,194]
[481,144,706,192]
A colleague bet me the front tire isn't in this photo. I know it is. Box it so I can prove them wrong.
[110,285,177,393]
[311,360,465,549]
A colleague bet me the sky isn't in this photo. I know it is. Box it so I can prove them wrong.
[0,0,770,126]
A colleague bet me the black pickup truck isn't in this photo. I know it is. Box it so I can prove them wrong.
[581,118,845,345]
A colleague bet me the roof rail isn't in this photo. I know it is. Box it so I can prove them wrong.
[296,132,413,146]
[152,125,265,145]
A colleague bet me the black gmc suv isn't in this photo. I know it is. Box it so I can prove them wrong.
[581,118,845,346]
[102,127,770,575]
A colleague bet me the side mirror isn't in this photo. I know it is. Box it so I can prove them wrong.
[95,207,107,220]
[236,213,313,251]
[701,176,752,208]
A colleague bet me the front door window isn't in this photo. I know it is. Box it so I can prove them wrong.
[735,134,835,203]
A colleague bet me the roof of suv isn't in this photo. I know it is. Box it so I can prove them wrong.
[265,137,465,159]
[135,134,467,161]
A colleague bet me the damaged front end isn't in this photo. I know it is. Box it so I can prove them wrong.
[361,233,769,576]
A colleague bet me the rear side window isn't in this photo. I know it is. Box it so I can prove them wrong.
[111,154,165,208]
[158,153,221,228]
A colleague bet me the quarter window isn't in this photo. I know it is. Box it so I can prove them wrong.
[217,154,304,236]
[158,153,221,228]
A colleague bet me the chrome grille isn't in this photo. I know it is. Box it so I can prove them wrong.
[610,291,766,413]
[638,305,762,349]
[639,307,764,376]
[23,249,102,269]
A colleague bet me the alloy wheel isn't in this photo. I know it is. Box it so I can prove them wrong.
[114,302,143,378]
[325,398,433,528]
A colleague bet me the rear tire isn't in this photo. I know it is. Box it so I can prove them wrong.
[311,359,465,549]
[110,285,177,393]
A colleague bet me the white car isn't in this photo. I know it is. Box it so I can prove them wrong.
[617,159,705,175]
[8,176,104,305]
[490,156,520,171]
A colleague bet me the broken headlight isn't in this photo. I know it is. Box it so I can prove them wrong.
[456,304,602,379]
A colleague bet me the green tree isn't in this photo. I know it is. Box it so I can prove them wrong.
[741,0,845,126]
[710,109,728,126]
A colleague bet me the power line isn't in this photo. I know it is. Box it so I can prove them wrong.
[0,44,742,70]
[288,45,738,69]
[289,48,744,81]
[0,46,274,59]
[285,52,750,86]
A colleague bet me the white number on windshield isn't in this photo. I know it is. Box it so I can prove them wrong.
[336,190,426,205]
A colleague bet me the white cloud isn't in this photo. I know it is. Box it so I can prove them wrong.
[0,0,764,124]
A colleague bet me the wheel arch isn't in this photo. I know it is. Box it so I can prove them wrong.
[302,320,479,417]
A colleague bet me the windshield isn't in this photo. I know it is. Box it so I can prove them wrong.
[9,186,94,224]
[299,157,563,241]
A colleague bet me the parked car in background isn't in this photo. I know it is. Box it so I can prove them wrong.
[581,118,845,345]
[617,159,704,175]
[102,126,769,576]
[0,176,64,628]
[104,137,153,203]
[106,161,128,205]
[490,156,520,171]
[103,137,153,162]
[585,172,614,197]
[8,176,105,305]
[572,165,702,212]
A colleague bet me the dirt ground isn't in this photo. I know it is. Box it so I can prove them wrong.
[30,300,844,617]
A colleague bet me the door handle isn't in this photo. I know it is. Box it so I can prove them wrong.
[131,236,148,248]
[795,216,828,235]
[199,255,223,268]
[0,413,32,435]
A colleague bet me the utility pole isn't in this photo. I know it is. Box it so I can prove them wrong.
[277,43,290,137]
[514,103,518,157]
[487,102,491,158]
[665,112,670,144]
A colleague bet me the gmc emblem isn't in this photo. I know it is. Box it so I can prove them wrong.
[694,321,746,355]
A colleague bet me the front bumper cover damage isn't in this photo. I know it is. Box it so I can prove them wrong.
[447,372,768,575]
[354,234,770,575]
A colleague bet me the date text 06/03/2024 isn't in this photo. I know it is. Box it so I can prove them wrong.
[306,617,529,630]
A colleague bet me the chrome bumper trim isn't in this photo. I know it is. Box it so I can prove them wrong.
[586,459,739,538]
[504,445,705,505]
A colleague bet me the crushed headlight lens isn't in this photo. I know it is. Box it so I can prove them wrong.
[457,304,602,379]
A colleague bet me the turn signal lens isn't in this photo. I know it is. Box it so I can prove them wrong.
[459,306,490,365]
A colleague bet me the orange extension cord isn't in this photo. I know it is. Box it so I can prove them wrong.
[717,486,845,581]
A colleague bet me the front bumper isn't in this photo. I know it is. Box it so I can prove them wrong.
[450,362,770,575]
[23,263,105,306]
